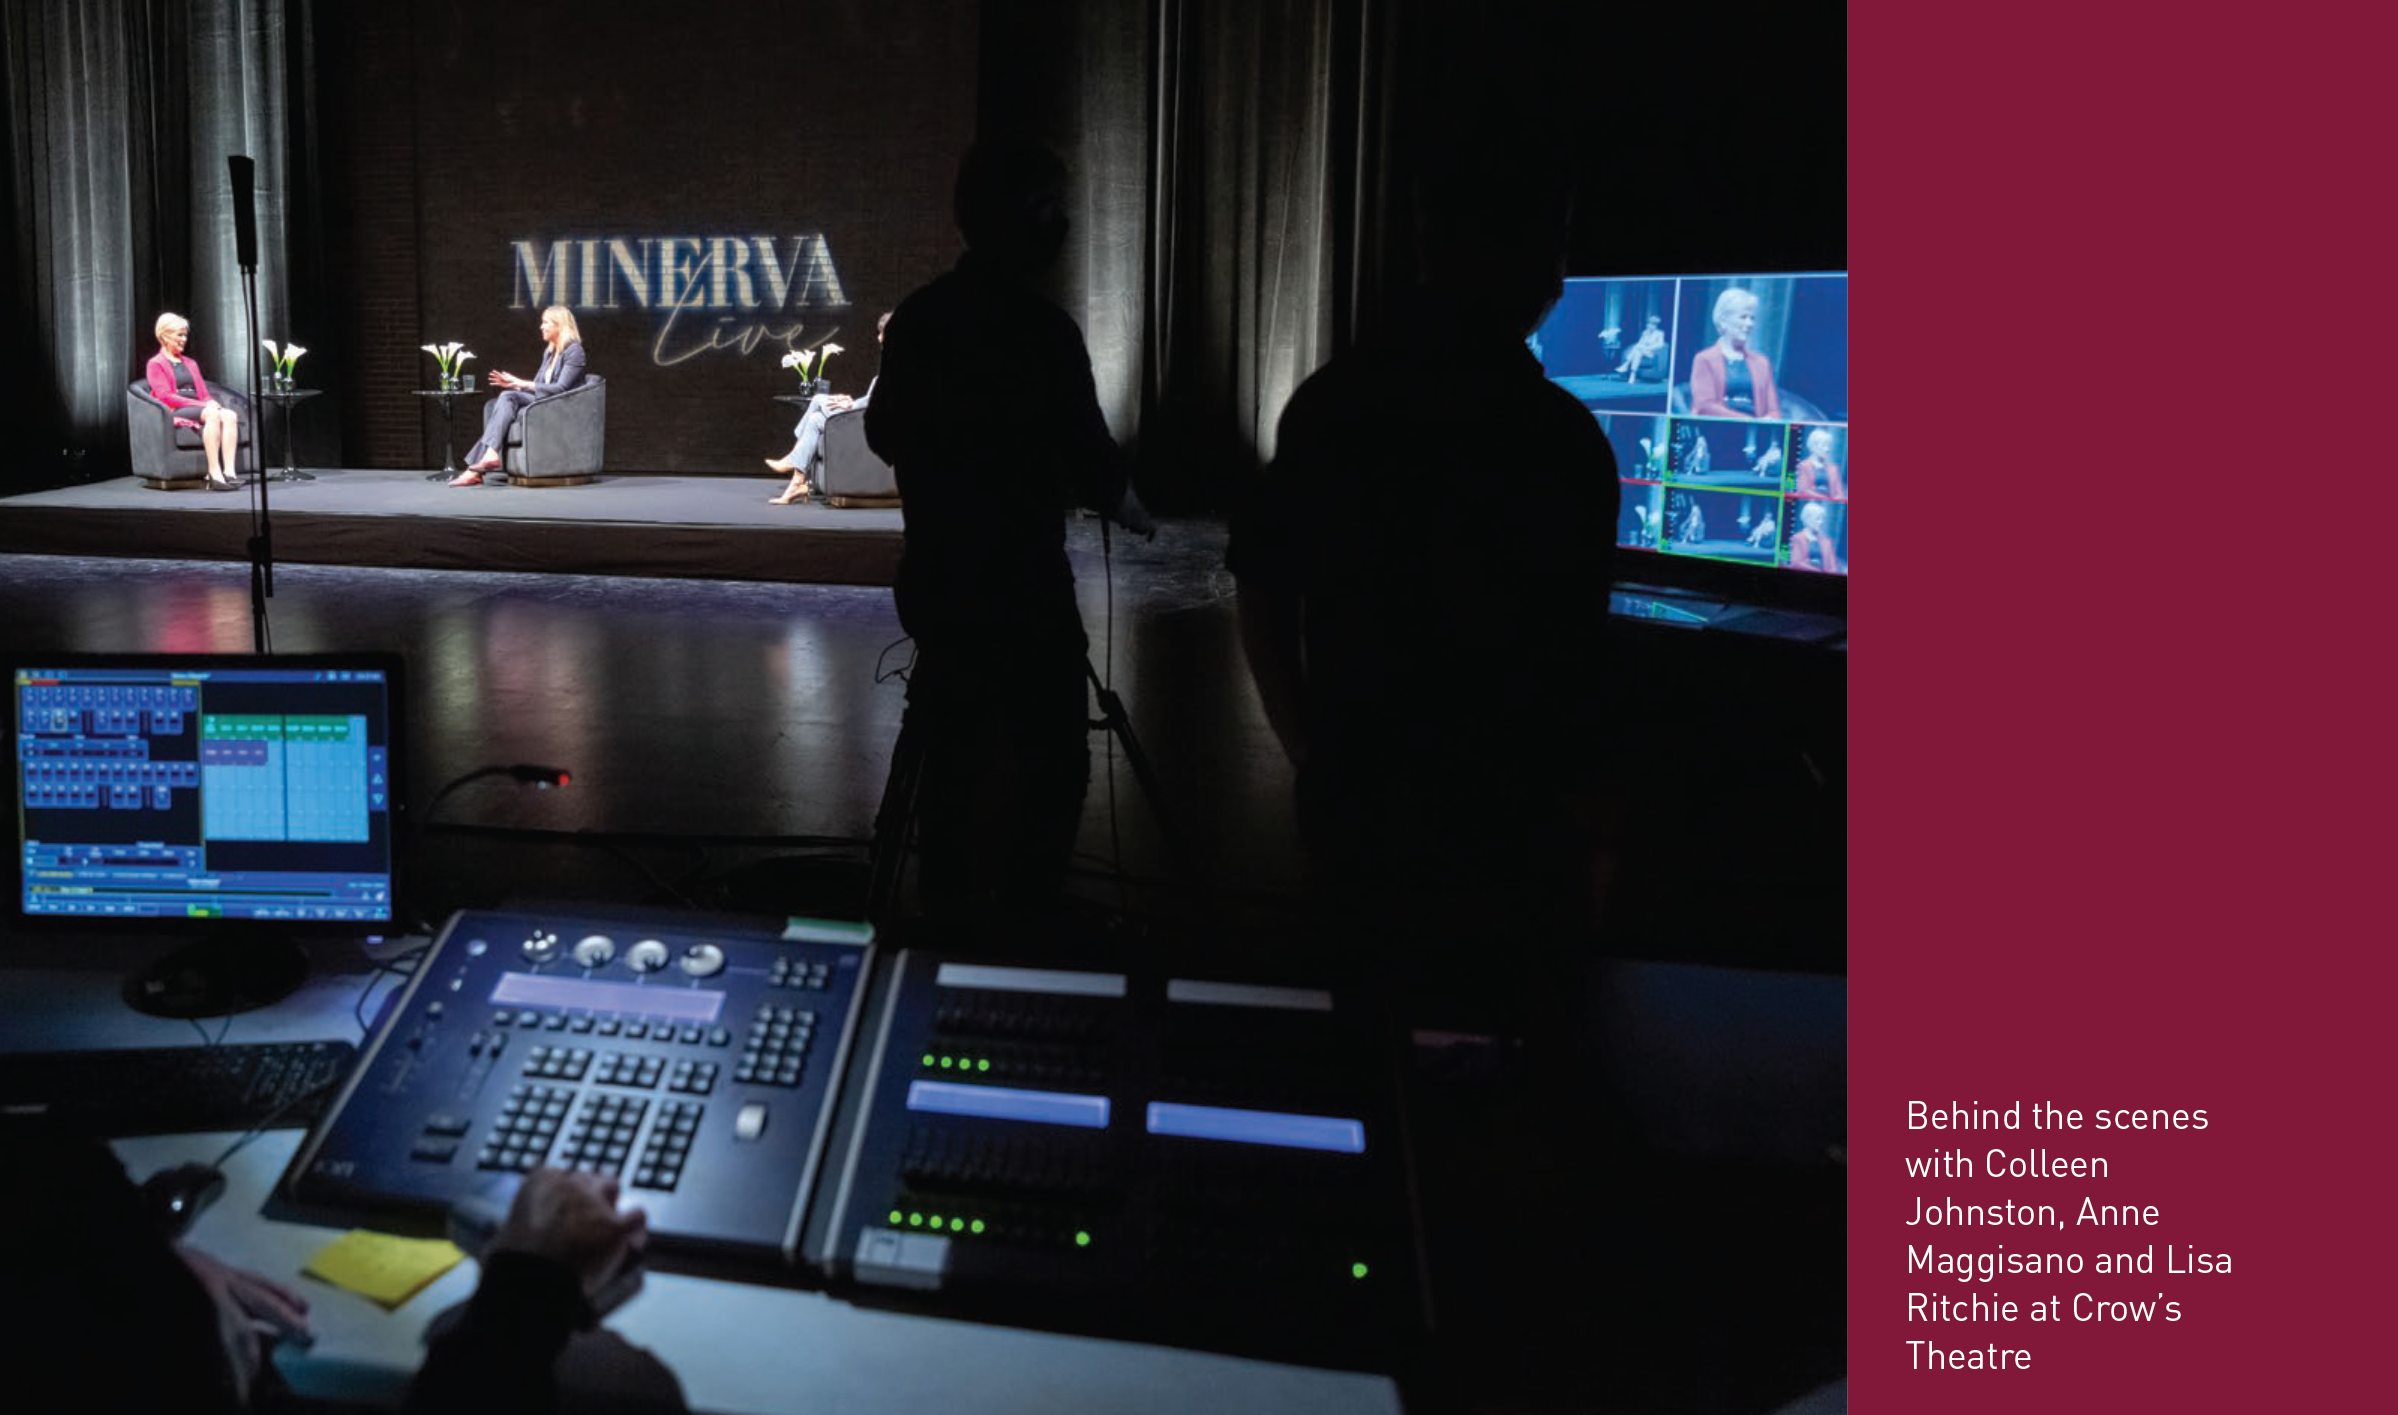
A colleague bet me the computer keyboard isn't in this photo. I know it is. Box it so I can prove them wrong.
[0,1040,359,1137]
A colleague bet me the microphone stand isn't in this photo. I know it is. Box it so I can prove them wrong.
[230,154,275,652]
[240,263,276,651]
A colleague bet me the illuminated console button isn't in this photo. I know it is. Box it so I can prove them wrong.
[572,934,617,968]
[521,930,562,963]
[679,943,726,978]
[734,1102,768,1141]
[625,939,670,974]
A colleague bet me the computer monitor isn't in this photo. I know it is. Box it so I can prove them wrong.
[1532,270,1849,606]
[6,652,406,1017]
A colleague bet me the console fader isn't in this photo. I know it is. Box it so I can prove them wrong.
[282,908,870,1267]
[816,952,1424,1366]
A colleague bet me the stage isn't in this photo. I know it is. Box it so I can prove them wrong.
[0,469,904,586]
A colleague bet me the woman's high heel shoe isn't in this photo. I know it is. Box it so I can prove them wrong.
[765,457,797,474]
[768,478,810,505]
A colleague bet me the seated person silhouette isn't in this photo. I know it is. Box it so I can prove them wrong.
[1615,315,1666,382]
[767,313,889,505]
[1685,434,1712,479]
[1746,514,1778,549]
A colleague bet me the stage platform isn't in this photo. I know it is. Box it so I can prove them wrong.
[0,469,903,586]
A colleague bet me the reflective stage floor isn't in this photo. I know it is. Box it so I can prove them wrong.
[0,521,1845,1414]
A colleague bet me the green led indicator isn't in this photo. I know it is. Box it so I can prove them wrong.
[1074,1230,1091,1248]
[928,1214,944,1230]
[888,1209,903,1225]
[949,1217,965,1232]
[1351,1262,1370,1280]
[921,1053,935,1068]
[969,1219,986,1234]
[976,1058,991,1072]
[939,1056,954,1069]
[908,1212,924,1227]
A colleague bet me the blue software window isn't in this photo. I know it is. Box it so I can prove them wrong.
[11,659,399,923]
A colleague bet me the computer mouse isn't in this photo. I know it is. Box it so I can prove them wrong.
[139,1162,228,1238]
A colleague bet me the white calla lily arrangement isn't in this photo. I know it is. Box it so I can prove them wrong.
[262,339,306,385]
[422,342,477,388]
[781,342,843,387]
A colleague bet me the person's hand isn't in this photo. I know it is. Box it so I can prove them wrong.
[178,1243,314,1402]
[490,1168,648,1302]
[826,394,855,412]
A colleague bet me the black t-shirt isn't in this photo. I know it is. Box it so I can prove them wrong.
[866,254,1128,656]
[1229,322,1620,838]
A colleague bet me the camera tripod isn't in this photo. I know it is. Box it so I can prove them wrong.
[866,650,1195,924]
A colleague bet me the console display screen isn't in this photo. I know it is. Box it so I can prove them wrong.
[10,658,401,924]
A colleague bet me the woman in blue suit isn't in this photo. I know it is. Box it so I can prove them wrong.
[453,304,587,485]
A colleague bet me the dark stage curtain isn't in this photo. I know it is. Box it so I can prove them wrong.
[984,0,1595,511]
[984,0,1406,510]
[5,0,292,483]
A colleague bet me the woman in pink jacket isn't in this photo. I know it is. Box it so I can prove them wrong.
[1688,287,1780,420]
[145,312,242,489]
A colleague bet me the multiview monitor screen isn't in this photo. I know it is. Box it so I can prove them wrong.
[9,654,403,927]
[1532,272,1849,578]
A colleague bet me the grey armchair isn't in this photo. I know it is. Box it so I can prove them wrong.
[127,381,251,490]
[494,375,606,486]
[815,408,899,506]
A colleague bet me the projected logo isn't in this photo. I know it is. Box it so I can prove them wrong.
[511,236,850,368]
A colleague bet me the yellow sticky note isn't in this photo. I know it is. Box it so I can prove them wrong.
[303,1230,467,1310]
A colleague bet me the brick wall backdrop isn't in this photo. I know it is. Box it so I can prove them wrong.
[317,5,427,471]
[311,1,976,474]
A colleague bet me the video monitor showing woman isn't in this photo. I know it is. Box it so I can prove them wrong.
[1537,270,1847,579]
[1789,424,1848,501]
[1673,275,1848,425]
[1784,499,1847,574]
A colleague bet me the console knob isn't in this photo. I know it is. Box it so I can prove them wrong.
[572,934,617,969]
[625,939,671,974]
[521,930,561,963]
[679,943,726,978]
